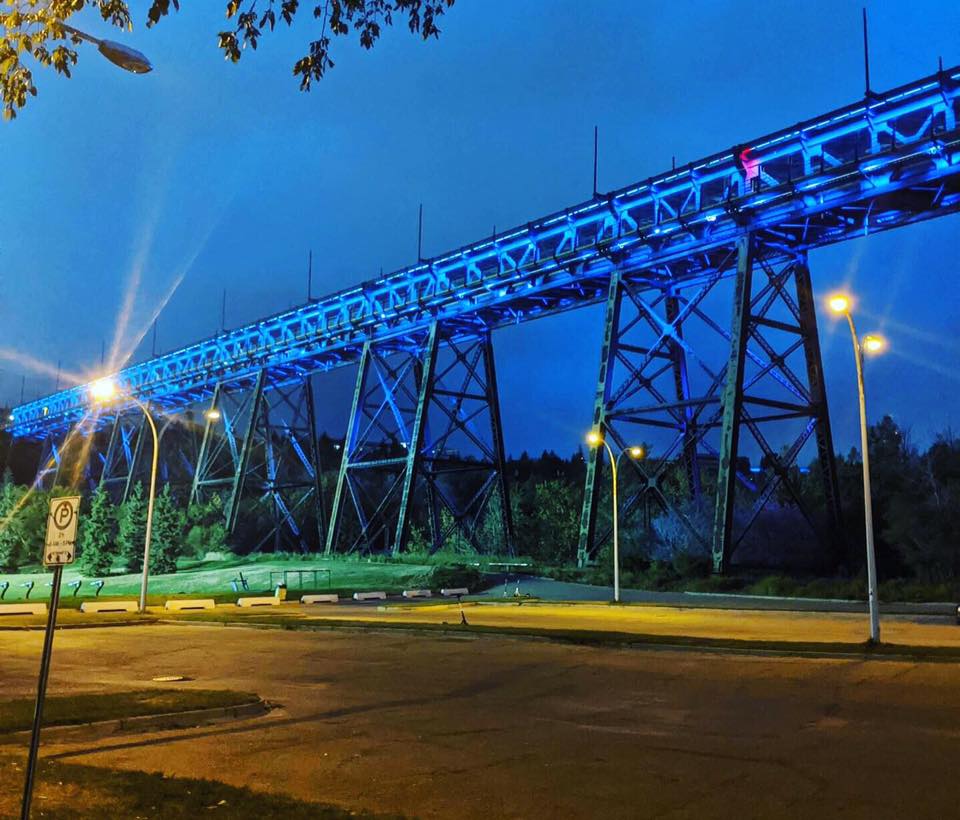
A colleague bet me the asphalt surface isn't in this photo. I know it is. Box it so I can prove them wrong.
[3,623,960,818]
[489,574,958,616]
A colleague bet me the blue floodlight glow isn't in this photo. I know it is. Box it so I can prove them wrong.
[7,64,960,441]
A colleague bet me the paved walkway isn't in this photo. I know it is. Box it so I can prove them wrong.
[483,574,958,616]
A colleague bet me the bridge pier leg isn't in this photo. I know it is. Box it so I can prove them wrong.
[577,271,623,568]
[579,238,842,572]
[712,236,842,572]
[193,372,326,552]
[796,261,844,558]
[712,237,754,572]
[326,324,514,556]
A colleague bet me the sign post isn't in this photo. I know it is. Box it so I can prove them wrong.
[20,495,80,820]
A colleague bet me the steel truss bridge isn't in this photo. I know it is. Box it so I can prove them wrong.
[8,65,960,569]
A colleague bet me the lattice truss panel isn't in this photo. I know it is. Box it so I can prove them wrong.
[91,410,201,501]
[32,436,63,491]
[191,373,324,553]
[579,235,840,571]
[34,416,105,492]
[326,323,513,555]
[98,414,146,501]
[421,329,513,554]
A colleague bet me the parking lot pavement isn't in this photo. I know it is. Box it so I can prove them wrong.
[4,623,960,819]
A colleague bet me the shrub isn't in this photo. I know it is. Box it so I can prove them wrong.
[429,564,484,592]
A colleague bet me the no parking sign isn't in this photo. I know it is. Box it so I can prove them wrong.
[43,496,80,567]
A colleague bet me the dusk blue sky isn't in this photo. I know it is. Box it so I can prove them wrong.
[2,0,958,457]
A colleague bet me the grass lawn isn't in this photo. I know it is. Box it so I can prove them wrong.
[0,689,260,735]
[0,753,403,818]
[0,554,443,605]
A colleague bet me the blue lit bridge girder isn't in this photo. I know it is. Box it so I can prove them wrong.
[9,65,960,564]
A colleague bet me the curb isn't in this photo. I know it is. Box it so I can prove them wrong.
[0,699,270,746]
[472,594,960,617]
[0,618,157,632]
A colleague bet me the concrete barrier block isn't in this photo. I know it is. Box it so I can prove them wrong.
[352,591,387,601]
[441,587,469,597]
[237,597,280,608]
[164,599,216,611]
[80,600,139,614]
[0,602,47,616]
[402,589,432,599]
[301,594,339,604]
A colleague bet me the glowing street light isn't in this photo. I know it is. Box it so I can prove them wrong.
[827,293,888,643]
[204,408,222,422]
[89,377,117,402]
[89,377,158,614]
[586,430,645,603]
[827,293,851,314]
[862,334,886,355]
[61,23,153,75]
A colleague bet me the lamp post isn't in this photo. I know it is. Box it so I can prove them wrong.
[586,430,645,603]
[90,378,158,613]
[60,23,153,74]
[827,294,887,643]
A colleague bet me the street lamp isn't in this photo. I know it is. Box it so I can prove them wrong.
[827,293,887,643]
[61,23,153,74]
[586,430,645,603]
[90,377,158,614]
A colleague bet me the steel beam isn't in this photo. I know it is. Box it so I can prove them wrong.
[665,294,701,498]
[393,322,438,554]
[577,270,623,567]
[794,259,844,557]
[303,376,326,547]
[190,385,223,506]
[482,333,515,554]
[32,436,61,491]
[712,236,755,572]
[325,342,372,554]
[225,370,265,532]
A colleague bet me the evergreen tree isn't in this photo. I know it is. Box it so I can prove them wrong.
[149,484,184,575]
[117,483,147,572]
[184,494,229,558]
[0,481,26,571]
[78,486,117,576]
